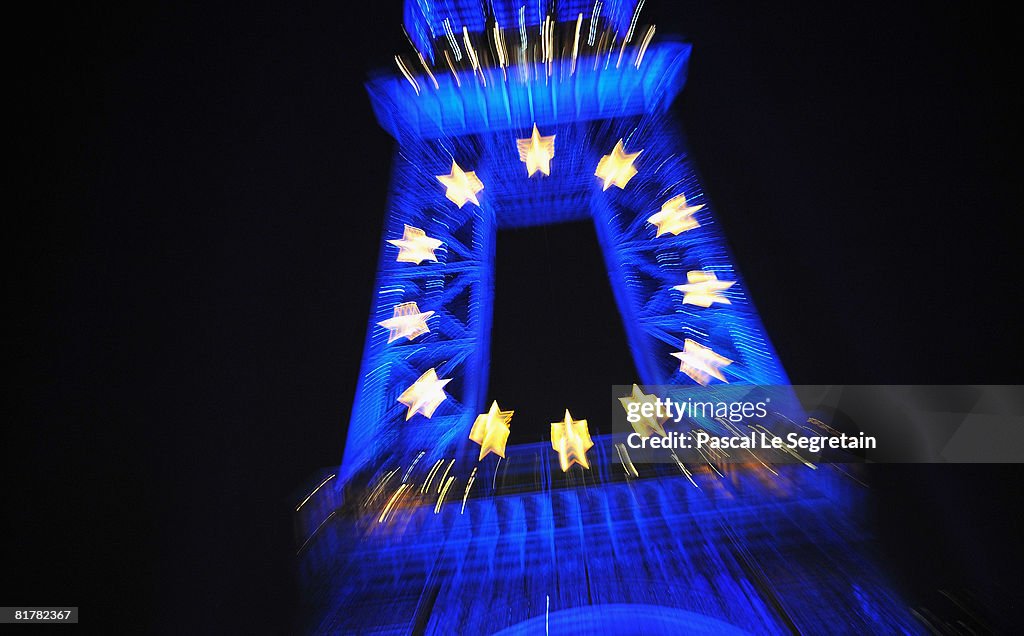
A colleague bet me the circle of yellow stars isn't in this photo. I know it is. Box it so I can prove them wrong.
[385,123,739,477]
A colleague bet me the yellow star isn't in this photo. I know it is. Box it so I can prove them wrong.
[468,401,514,460]
[673,271,736,308]
[397,368,451,420]
[618,384,668,438]
[595,139,642,190]
[436,161,484,208]
[377,302,435,343]
[387,225,443,264]
[516,124,556,177]
[550,409,594,471]
[647,194,704,237]
[671,339,733,385]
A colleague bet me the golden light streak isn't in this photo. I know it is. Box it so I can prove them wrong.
[647,194,704,236]
[378,483,409,523]
[416,51,439,89]
[615,443,639,478]
[618,384,668,437]
[295,473,335,511]
[516,124,556,177]
[550,409,594,471]
[468,400,514,461]
[461,466,477,514]
[539,16,547,60]
[808,417,842,436]
[543,15,554,75]
[421,459,444,493]
[377,302,435,343]
[670,451,699,488]
[436,160,484,208]
[493,21,508,69]
[367,468,399,504]
[615,34,628,68]
[634,25,655,68]
[746,451,779,477]
[671,339,733,385]
[571,13,583,74]
[435,475,455,514]
[462,26,486,86]
[387,224,443,264]
[546,16,554,63]
[437,459,455,493]
[673,271,736,308]
[595,139,642,190]
[397,368,451,420]
[394,56,420,95]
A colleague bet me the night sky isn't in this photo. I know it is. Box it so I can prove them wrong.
[8,1,1022,632]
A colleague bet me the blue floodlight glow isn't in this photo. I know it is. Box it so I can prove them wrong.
[298,5,923,634]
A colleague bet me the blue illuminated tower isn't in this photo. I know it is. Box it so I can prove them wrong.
[296,2,922,634]
[340,2,787,484]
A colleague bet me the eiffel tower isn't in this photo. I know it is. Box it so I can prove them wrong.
[295,2,921,633]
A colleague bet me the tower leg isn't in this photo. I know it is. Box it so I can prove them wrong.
[340,148,496,482]
[590,123,788,387]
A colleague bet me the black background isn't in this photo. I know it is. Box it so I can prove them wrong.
[7,0,1022,632]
